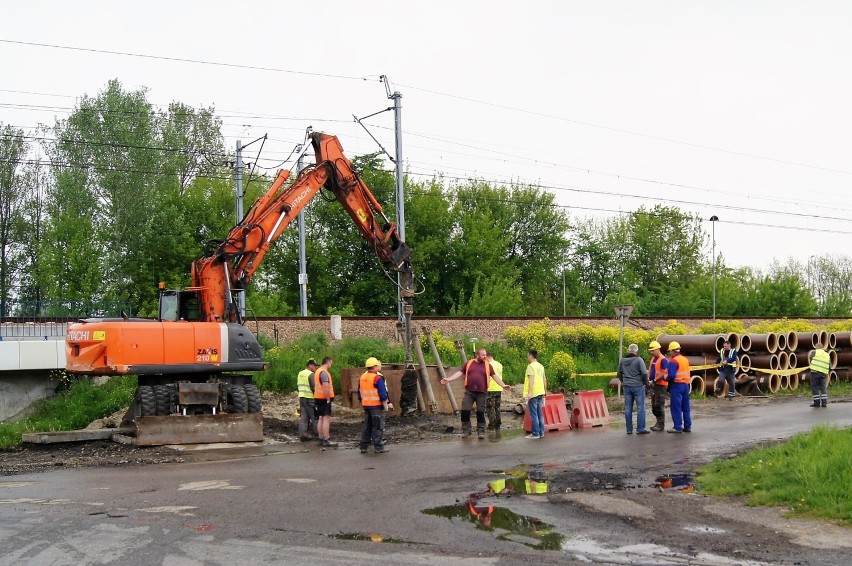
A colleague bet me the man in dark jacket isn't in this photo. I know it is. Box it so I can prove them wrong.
[617,343,650,435]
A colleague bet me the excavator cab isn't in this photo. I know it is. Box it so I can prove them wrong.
[158,288,203,322]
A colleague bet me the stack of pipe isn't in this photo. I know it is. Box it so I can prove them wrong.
[739,333,781,394]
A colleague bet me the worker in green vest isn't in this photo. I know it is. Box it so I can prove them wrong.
[297,359,318,441]
[808,348,830,408]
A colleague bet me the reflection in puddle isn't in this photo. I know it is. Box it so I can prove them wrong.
[655,473,695,492]
[488,476,548,495]
[423,495,564,551]
[329,532,409,544]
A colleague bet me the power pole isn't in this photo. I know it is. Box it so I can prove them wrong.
[296,146,308,316]
[385,77,414,365]
[235,139,246,320]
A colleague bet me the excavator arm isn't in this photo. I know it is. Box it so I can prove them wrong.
[191,132,413,331]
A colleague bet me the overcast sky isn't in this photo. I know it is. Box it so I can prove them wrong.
[3,1,851,271]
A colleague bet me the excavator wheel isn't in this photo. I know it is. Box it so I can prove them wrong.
[136,385,157,417]
[227,384,249,414]
[153,385,172,416]
[244,384,262,413]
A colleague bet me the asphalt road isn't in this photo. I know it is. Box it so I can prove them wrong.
[1,397,851,565]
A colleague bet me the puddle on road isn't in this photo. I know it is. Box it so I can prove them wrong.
[655,473,695,492]
[329,532,412,544]
[423,495,564,551]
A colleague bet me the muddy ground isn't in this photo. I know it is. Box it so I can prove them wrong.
[0,388,801,476]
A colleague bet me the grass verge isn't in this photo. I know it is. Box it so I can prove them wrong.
[0,376,136,450]
[697,425,852,524]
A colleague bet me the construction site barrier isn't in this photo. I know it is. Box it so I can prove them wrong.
[523,393,573,432]
[570,389,611,428]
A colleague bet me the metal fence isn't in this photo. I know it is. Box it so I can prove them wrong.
[0,299,132,339]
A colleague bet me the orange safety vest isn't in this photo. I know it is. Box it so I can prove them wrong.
[359,371,382,407]
[463,359,492,389]
[313,368,335,400]
[651,355,668,386]
[671,354,691,384]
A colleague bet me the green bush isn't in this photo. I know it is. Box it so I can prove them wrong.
[549,351,578,390]
[0,376,136,450]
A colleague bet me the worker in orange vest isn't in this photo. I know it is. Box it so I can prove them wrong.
[647,341,669,431]
[665,342,692,433]
[358,357,393,454]
[313,356,337,447]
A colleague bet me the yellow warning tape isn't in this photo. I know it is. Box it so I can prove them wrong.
[577,363,812,378]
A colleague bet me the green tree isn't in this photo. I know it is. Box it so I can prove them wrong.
[0,124,30,311]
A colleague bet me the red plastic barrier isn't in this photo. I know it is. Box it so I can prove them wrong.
[571,389,610,428]
[523,393,573,432]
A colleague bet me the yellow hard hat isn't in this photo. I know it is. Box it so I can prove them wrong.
[648,341,662,351]
[365,356,381,368]
[668,341,681,352]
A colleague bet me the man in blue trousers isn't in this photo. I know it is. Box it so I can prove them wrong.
[666,341,692,433]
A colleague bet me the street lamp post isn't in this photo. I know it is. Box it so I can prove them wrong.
[710,215,719,320]
[562,269,566,317]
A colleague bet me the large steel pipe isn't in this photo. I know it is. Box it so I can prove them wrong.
[829,349,838,369]
[779,374,789,389]
[834,331,851,349]
[785,331,798,351]
[818,330,829,349]
[738,354,752,372]
[748,354,778,370]
[788,352,798,369]
[788,371,800,390]
[725,333,740,350]
[755,373,781,393]
[777,351,789,370]
[828,371,837,387]
[833,369,852,381]
[689,375,705,395]
[795,332,819,351]
[836,350,852,367]
[777,332,787,351]
[657,334,724,355]
[703,375,725,397]
[828,333,837,349]
[742,333,777,354]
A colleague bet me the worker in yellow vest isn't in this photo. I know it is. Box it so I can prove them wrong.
[524,349,547,439]
[808,348,830,408]
[485,354,506,432]
[297,358,318,441]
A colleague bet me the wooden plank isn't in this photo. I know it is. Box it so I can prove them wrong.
[22,427,135,444]
[135,413,263,446]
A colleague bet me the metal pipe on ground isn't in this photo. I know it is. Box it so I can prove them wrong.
[426,330,458,414]
[412,336,438,411]
[788,352,798,369]
[836,350,852,367]
[725,333,740,350]
[777,333,788,352]
[786,331,798,352]
[777,351,789,370]
[828,333,837,349]
[755,373,781,393]
[738,354,752,373]
[788,371,800,390]
[818,330,829,349]
[657,334,725,355]
[829,349,838,369]
[689,375,705,395]
[828,371,837,387]
[795,332,819,351]
[833,369,852,381]
[748,354,779,371]
[703,375,726,397]
[834,331,851,349]
[779,374,789,389]
[743,333,778,354]
[735,373,759,396]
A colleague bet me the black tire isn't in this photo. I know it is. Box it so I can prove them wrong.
[137,386,157,417]
[244,384,262,413]
[153,385,170,416]
[228,384,249,414]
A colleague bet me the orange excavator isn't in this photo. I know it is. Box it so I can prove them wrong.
[65,132,414,445]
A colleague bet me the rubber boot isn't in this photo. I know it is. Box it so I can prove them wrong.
[651,418,664,432]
